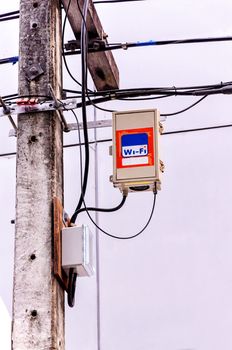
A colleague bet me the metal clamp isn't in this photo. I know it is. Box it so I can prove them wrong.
[48,84,70,132]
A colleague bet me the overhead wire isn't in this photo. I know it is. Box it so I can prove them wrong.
[0,10,19,22]
[64,36,232,55]
[2,120,232,159]
[63,81,232,105]
[0,10,19,18]
[67,268,77,307]
[0,15,19,22]
[160,95,208,117]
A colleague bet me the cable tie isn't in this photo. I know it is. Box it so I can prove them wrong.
[10,56,19,65]
[109,93,116,100]
[172,86,177,96]
[121,43,128,50]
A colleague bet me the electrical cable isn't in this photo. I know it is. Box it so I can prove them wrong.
[71,0,90,216]
[86,94,116,112]
[2,120,232,159]
[84,81,232,96]
[67,268,77,307]
[160,95,208,117]
[2,93,18,100]
[0,15,19,22]
[72,91,209,112]
[118,94,172,101]
[0,10,19,18]
[83,191,157,240]
[65,35,232,55]
[63,81,232,108]
[2,81,227,102]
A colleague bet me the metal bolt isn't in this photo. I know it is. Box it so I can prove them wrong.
[29,66,38,75]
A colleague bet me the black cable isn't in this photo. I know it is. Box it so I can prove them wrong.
[163,123,232,135]
[71,0,90,222]
[71,194,127,221]
[72,90,209,110]
[64,81,232,96]
[63,88,83,95]
[86,94,116,112]
[71,108,157,239]
[2,121,232,159]
[83,188,157,240]
[0,15,19,22]
[67,268,77,307]
[2,93,18,100]
[160,95,208,117]
[3,94,51,102]
[64,35,232,55]
[118,94,172,101]
[84,81,232,96]
[62,81,232,108]
[0,10,19,18]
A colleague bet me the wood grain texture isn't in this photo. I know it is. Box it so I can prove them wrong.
[62,0,119,90]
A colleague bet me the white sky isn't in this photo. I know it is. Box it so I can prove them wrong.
[1,0,232,350]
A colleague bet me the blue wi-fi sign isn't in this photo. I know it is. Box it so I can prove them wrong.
[121,133,148,158]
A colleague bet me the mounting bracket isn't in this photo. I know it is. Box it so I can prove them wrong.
[53,197,70,291]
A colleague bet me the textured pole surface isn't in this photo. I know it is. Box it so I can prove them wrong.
[12,0,64,349]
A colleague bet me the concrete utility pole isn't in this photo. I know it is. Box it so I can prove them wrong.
[11,0,119,348]
[12,0,64,349]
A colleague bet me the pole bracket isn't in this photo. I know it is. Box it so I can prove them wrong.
[48,84,70,132]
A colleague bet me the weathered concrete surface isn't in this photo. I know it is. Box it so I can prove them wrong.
[12,1,64,349]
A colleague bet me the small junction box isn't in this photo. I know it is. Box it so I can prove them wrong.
[62,225,94,277]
